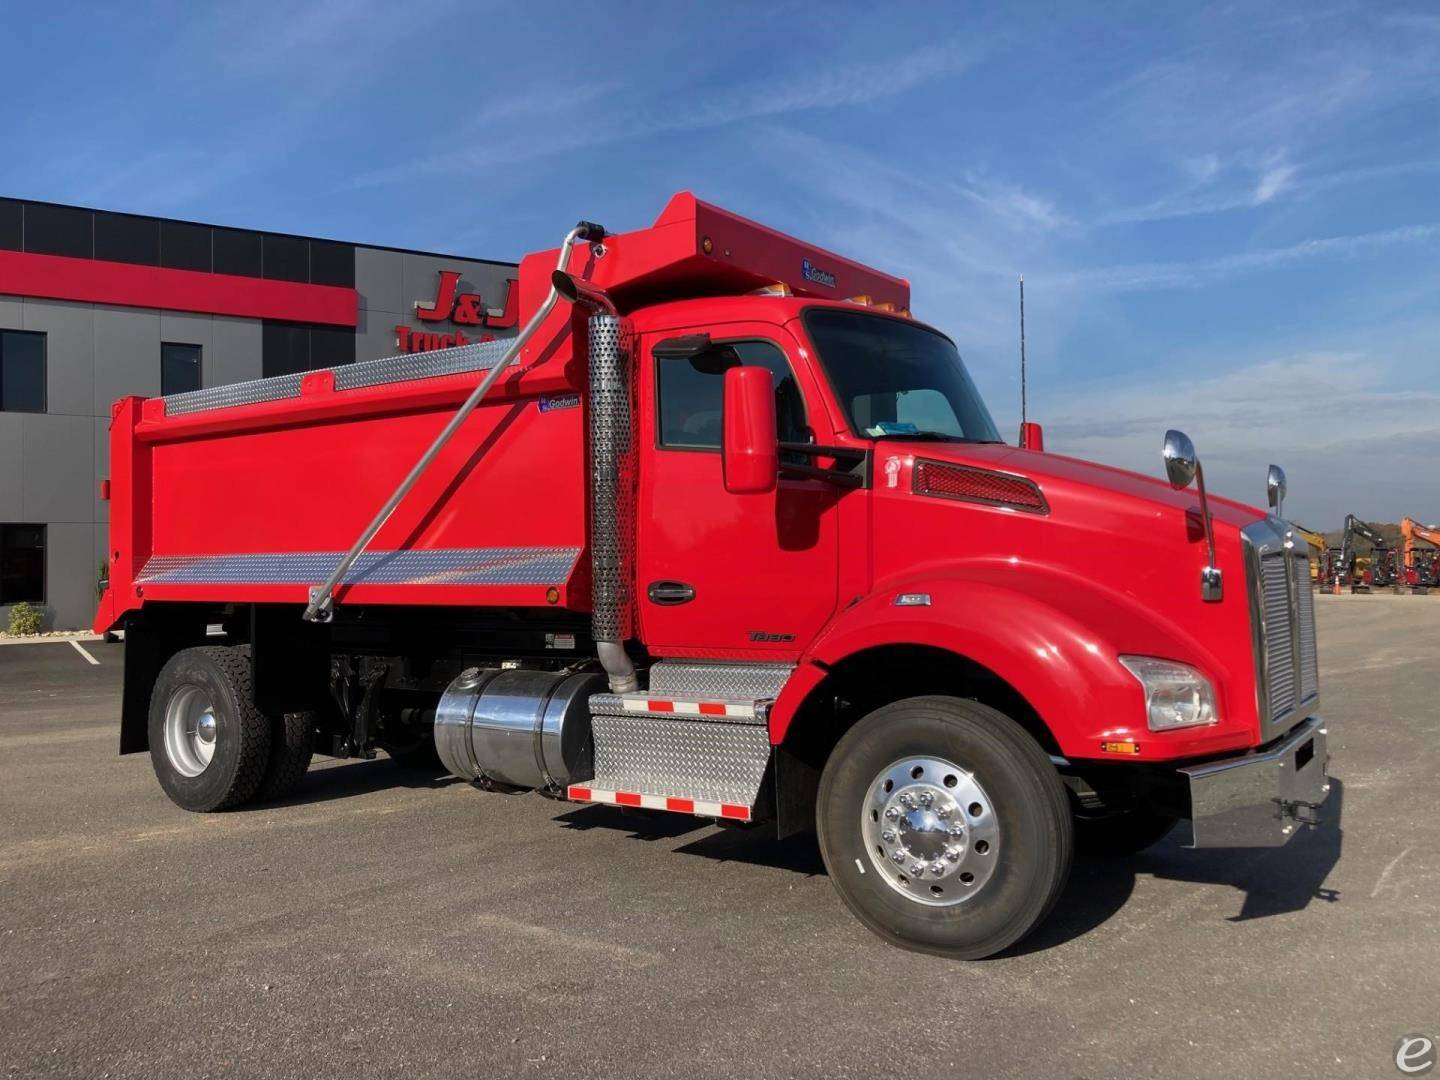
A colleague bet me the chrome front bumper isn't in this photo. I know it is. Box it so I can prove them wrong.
[1180,716,1330,847]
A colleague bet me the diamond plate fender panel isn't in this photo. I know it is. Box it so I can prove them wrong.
[589,714,772,807]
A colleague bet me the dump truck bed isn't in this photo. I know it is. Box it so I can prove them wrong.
[96,331,590,630]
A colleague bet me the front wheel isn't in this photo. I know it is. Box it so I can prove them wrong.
[817,696,1072,959]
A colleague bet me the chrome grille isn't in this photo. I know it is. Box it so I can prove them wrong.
[1260,553,1296,716]
[1296,567,1319,700]
[1244,521,1320,739]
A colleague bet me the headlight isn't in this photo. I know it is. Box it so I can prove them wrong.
[1118,656,1219,731]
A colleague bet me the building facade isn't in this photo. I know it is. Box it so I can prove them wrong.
[0,196,517,630]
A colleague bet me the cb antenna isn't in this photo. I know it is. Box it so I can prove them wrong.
[1019,274,1027,426]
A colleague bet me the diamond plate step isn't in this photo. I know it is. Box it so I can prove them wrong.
[590,691,768,725]
[647,661,794,700]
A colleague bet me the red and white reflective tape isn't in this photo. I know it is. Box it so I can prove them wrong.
[567,785,751,822]
[624,697,758,720]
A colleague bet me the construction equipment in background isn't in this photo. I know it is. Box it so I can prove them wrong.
[1401,517,1440,593]
[1294,525,1328,585]
[1336,514,1395,593]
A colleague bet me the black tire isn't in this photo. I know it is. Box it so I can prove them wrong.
[817,696,1072,959]
[148,645,271,812]
[1074,807,1178,857]
[253,712,316,803]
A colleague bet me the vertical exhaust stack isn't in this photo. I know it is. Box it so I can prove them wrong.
[553,270,638,693]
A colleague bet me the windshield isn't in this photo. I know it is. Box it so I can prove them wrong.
[803,308,1002,443]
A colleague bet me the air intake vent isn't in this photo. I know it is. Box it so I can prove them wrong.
[913,459,1048,514]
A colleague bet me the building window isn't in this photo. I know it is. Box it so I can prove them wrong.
[23,202,93,259]
[0,198,20,251]
[0,524,45,604]
[309,240,356,288]
[161,343,202,396]
[213,228,262,278]
[262,321,355,377]
[262,233,309,283]
[0,330,46,413]
[160,220,212,272]
[94,211,160,266]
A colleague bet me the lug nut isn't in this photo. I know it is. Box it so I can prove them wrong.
[930,861,946,876]
[881,830,896,843]
[885,807,900,820]
[898,793,914,807]
[946,847,961,862]
[935,805,951,819]
[948,823,964,837]
[910,863,926,877]
[891,851,906,864]
[917,791,934,807]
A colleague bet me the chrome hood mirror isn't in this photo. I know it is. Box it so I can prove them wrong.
[1161,429,1221,602]
[1266,464,1287,519]
[1163,429,1198,490]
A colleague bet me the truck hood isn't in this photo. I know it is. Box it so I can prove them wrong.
[895,441,1267,530]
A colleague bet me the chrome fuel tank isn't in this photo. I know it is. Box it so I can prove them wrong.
[435,668,602,791]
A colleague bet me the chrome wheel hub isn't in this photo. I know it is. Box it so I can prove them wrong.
[163,685,218,778]
[861,756,1000,906]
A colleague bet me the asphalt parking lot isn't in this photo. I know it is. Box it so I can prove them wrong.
[1,598,1437,1079]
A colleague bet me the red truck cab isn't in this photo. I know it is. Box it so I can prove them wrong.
[96,193,1329,958]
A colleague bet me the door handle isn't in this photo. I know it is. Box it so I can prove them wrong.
[647,580,696,606]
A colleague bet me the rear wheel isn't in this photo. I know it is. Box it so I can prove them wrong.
[253,712,316,802]
[148,645,271,812]
[817,696,1072,959]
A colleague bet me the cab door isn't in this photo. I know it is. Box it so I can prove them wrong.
[634,323,841,658]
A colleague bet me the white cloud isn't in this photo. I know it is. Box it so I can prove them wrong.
[1253,161,1297,204]
[352,39,979,188]
[1040,352,1440,528]
[1037,223,1440,293]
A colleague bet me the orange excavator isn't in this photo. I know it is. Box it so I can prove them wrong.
[1401,517,1440,590]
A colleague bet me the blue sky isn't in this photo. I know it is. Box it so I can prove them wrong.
[4,1,1438,528]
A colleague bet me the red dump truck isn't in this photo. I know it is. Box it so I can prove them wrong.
[95,193,1328,958]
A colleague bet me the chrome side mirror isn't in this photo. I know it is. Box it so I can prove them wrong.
[1266,464,1286,519]
[1162,429,1221,602]
[1163,429,1198,490]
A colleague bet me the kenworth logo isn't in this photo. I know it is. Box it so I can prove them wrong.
[801,258,836,289]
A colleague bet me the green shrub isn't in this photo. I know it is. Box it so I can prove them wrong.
[7,602,42,636]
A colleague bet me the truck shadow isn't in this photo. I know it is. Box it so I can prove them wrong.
[554,780,1345,953]
[1009,777,1345,956]
[554,804,724,843]
[236,758,464,811]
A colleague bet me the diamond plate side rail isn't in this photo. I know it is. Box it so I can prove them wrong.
[161,337,516,417]
[135,546,581,586]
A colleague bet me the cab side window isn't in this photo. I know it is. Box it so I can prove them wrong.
[656,340,808,451]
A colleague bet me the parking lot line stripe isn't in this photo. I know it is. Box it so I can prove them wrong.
[69,639,100,666]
